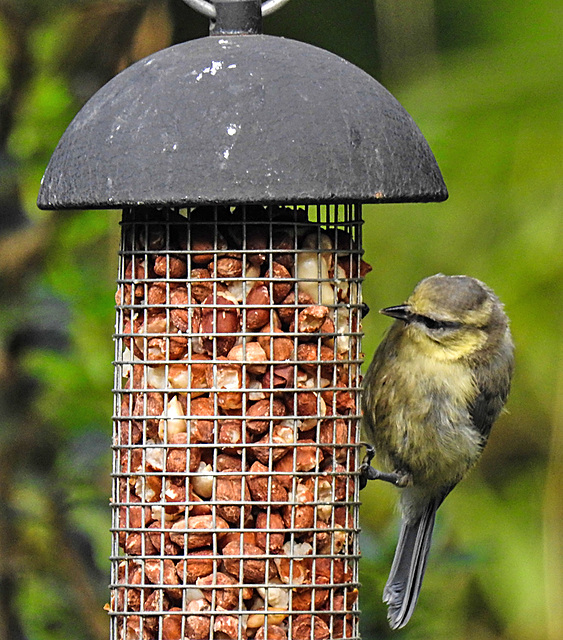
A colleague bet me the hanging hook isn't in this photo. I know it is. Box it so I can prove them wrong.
[181,0,291,19]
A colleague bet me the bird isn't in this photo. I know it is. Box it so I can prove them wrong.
[360,274,514,630]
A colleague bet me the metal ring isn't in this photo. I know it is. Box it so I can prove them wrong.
[182,0,291,19]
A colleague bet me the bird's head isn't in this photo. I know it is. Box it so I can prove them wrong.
[381,274,509,361]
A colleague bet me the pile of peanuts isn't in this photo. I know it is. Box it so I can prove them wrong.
[112,206,371,640]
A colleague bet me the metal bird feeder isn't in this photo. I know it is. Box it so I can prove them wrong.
[37,2,447,639]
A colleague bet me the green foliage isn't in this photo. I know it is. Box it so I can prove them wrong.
[359,1,561,638]
[22,212,117,434]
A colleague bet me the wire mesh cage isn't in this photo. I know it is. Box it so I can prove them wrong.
[111,203,371,640]
[37,5,447,638]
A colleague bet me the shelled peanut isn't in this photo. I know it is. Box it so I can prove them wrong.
[112,206,371,640]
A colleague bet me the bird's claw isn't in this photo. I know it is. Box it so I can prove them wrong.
[359,443,411,489]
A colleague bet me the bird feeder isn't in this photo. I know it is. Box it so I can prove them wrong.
[37,2,447,639]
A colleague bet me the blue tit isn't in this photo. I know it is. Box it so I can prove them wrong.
[361,274,514,629]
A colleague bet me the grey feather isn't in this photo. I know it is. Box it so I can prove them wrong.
[383,492,449,629]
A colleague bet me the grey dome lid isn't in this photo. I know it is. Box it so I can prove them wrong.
[37,34,447,209]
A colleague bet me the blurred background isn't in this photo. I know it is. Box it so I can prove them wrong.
[0,0,560,639]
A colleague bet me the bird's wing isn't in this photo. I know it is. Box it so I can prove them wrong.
[469,346,513,439]
[469,387,503,439]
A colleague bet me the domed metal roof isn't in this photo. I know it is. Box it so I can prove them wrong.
[37,33,447,209]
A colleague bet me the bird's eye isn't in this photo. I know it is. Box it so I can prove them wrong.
[412,314,460,331]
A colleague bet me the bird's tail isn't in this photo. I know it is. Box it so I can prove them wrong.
[383,493,447,629]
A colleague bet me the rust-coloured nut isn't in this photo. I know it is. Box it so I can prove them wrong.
[216,475,252,524]
[319,315,336,339]
[190,354,213,390]
[248,461,288,504]
[272,451,295,490]
[119,446,142,474]
[310,521,336,554]
[114,284,131,307]
[206,359,244,411]
[164,477,187,516]
[169,515,229,550]
[296,305,329,334]
[176,550,214,583]
[124,257,148,281]
[146,521,179,556]
[216,453,243,472]
[119,503,151,531]
[124,531,157,556]
[257,326,294,361]
[297,343,334,376]
[334,383,356,414]
[255,624,288,640]
[184,599,211,639]
[329,463,354,502]
[293,440,322,472]
[190,227,226,265]
[218,418,243,448]
[251,423,295,465]
[274,552,310,586]
[189,268,213,302]
[218,529,257,552]
[246,398,287,436]
[277,290,315,326]
[291,585,329,611]
[282,484,315,530]
[165,433,201,473]
[123,615,153,640]
[292,614,331,640]
[147,281,167,305]
[187,397,215,444]
[227,341,268,375]
[334,253,372,278]
[196,571,240,610]
[291,391,321,420]
[161,610,183,640]
[318,418,348,453]
[169,286,189,332]
[261,364,294,391]
[265,261,293,303]
[132,392,164,438]
[245,283,271,330]
[311,556,346,586]
[200,293,240,356]
[116,560,142,610]
[145,588,169,615]
[154,255,187,279]
[213,613,240,639]
[255,511,285,554]
[221,541,277,583]
[144,559,182,601]
[214,256,243,278]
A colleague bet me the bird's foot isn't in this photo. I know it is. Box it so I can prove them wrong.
[359,443,412,489]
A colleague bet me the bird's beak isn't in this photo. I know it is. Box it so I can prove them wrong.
[380,304,411,322]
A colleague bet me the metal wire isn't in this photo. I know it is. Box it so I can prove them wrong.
[110,203,367,640]
[182,0,292,19]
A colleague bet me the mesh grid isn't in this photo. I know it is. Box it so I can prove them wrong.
[110,204,370,640]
